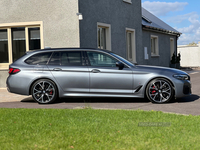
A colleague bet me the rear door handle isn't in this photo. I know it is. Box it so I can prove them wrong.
[91,69,100,73]
[53,68,62,71]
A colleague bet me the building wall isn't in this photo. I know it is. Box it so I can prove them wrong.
[0,0,80,48]
[79,0,143,63]
[142,30,177,67]
[178,45,200,67]
[0,0,80,87]
[0,70,8,88]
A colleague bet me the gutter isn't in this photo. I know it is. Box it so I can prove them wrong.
[142,25,181,37]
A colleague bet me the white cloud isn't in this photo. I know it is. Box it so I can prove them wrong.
[178,32,200,45]
[178,31,200,45]
[174,13,200,45]
[142,1,188,16]
[167,12,198,24]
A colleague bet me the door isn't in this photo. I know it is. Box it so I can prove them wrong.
[86,51,133,94]
[47,51,89,93]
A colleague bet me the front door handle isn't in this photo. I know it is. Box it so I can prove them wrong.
[91,69,100,73]
[53,68,62,71]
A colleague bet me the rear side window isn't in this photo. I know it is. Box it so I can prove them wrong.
[25,52,52,65]
[48,51,83,66]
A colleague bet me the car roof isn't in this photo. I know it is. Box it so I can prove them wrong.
[26,48,112,54]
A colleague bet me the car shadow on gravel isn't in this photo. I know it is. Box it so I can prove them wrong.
[21,97,150,104]
[21,94,199,104]
[172,94,199,103]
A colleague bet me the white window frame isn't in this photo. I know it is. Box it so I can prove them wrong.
[123,0,132,4]
[151,35,159,57]
[97,22,111,51]
[0,21,44,69]
[170,38,175,59]
[126,28,136,63]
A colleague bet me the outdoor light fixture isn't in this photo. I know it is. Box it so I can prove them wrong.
[76,13,83,20]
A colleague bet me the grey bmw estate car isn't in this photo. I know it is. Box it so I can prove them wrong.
[7,48,191,104]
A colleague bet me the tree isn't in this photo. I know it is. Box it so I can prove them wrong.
[188,42,197,46]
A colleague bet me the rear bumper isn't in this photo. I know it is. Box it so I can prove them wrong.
[6,75,30,96]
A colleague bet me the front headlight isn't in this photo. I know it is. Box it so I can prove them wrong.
[173,74,190,80]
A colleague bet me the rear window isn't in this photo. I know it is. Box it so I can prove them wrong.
[25,52,52,65]
[48,51,83,66]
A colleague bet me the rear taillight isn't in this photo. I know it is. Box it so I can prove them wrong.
[9,68,21,74]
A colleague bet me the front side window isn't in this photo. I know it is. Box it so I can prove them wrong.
[25,52,52,65]
[151,35,159,56]
[0,29,8,63]
[87,51,117,67]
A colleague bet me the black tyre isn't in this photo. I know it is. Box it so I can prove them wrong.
[31,79,58,104]
[146,78,174,103]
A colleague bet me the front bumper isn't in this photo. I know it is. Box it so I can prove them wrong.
[174,79,191,98]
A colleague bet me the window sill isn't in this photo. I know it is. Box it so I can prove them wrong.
[151,55,160,58]
[0,68,8,71]
[123,0,132,4]
[0,64,9,70]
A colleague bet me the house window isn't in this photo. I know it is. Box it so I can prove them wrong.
[126,28,136,63]
[12,27,26,62]
[170,38,175,59]
[29,27,41,50]
[97,22,111,51]
[151,35,159,56]
[123,0,132,4]
[0,29,8,63]
[98,27,106,49]
[0,21,43,69]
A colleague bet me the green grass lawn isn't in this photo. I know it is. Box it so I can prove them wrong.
[0,108,200,150]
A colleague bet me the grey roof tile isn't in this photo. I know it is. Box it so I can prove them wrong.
[142,7,181,35]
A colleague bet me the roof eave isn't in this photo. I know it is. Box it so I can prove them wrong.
[142,25,181,37]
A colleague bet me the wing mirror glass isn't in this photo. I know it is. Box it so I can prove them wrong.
[116,61,124,70]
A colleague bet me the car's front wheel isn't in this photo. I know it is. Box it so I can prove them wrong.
[146,78,174,103]
[31,79,58,104]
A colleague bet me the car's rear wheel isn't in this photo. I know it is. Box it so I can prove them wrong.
[31,79,58,104]
[146,78,174,103]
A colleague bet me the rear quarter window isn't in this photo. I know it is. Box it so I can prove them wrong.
[25,52,52,65]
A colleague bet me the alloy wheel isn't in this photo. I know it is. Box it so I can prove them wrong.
[32,79,57,104]
[146,79,174,103]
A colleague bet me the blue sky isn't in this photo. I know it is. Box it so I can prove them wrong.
[142,0,200,45]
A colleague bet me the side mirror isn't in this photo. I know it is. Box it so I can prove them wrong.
[116,62,124,70]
